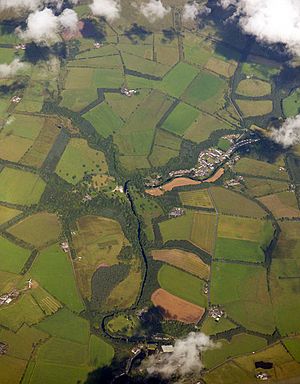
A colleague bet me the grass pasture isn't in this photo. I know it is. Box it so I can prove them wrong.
[200,316,237,336]
[209,186,267,218]
[159,210,216,254]
[273,221,300,259]
[114,90,173,159]
[37,308,90,344]
[73,215,128,299]
[122,52,170,77]
[283,88,300,117]
[215,238,265,263]
[30,244,84,313]
[8,212,61,248]
[243,177,289,197]
[0,236,30,273]
[203,333,267,369]
[183,111,234,143]
[234,157,289,180]
[217,215,274,247]
[0,355,27,384]
[179,188,214,209]
[56,138,108,184]
[236,78,271,97]
[182,71,227,113]
[241,62,280,81]
[60,88,98,112]
[83,101,124,138]
[0,135,33,162]
[0,205,21,225]
[158,264,207,307]
[210,261,275,334]
[89,334,114,368]
[151,248,210,280]
[161,102,199,136]
[204,57,237,78]
[259,191,300,218]
[1,114,44,141]
[0,168,45,206]
[236,99,273,117]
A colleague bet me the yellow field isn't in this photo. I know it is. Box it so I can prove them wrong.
[236,99,273,117]
[190,212,216,254]
[236,78,271,97]
[151,248,210,280]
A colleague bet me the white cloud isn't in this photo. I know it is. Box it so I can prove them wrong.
[17,7,79,44]
[143,332,219,378]
[140,0,170,23]
[219,0,300,55]
[0,59,27,78]
[271,115,300,147]
[0,0,78,11]
[89,0,121,21]
[183,2,211,21]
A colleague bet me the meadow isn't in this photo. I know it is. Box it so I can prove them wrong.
[0,236,30,273]
[161,102,199,136]
[283,87,300,117]
[234,157,289,180]
[236,99,273,117]
[179,188,214,209]
[0,205,21,225]
[215,238,265,263]
[236,78,271,97]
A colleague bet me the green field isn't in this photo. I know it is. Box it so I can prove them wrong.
[161,102,199,136]
[83,102,124,138]
[283,88,300,117]
[210,261,275,334]
[200,316,237,336]
[179,188,214,208]
[56,138,108,184]
[203,333,267,369]
[0,168,46,206]
[209,186,267,218]
[236,78,271,97]
[234,157,289,180]
[215,238,265,263]
[30,244,84,313]
[243,177,289,197]
[158,264,207,307]
[0,236,30,273]
[8,212,61,248]
[0,205,21,225]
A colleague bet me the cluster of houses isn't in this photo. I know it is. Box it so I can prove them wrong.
[208,305,225,322]
[256,372,269,381]
[93,42,103,49]
[224,175,244,188]
[60,241,70,253]
[169,207,185,218]
[14,44,26,50]
[11,95,22,104]
[121,87,138,97]
[0,342,8,355]
[0,289,20,306]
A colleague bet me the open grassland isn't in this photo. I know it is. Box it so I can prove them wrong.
[234,157,289,180]
[0,294,45,331]
[1,114,44,140]
[0,205,21,225]
[241,62,280,81]
[107,315,138,337]
[217,215,274,247]
[183,111,234,143]
[183,32,213,67]
[149,143,180,167]
[0,168,45,206]
[152,129,182,151]
[60,88,98,112]
[204,361,257,384]
[0,236,30,273]
[209,186,267,218]
[243,177,289,197]
[68,53,122,69]
[236,99,273,117]
[114,90,173,159]
[0,355,28,384]
[273,221,300,259]
[83,102,124,138]
[210,261,275,334]
[73,215,128,299]
[8,212,61,248]
[105,89,150,120]
[122,52,170,77]
[30,244,84,313]
[200,316,237,336]
[30,286,62,316]
[179,188,214,209]
[159,210,216,254]
[161,102,199,136]
[270,259,300,335]
[236,78,271,97]
[0,135,33,163]
[234,342,300,383]
[203,333,267,369]
[182,71,227,113]
[151,248,210,280]
[37,308,90,344]
[89,334,114,368]
[151,288,205,324]
[283,88,300,117]
[259,191,300,218]
[158,264,207,307]
[0,270,21,295]
[204,57,237,78]
[65,67,124,89]
[215,238,265,263]
[20,117,61,168]
[104,261,142,310]
[56,138,108,185]
[283,337,300,362]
